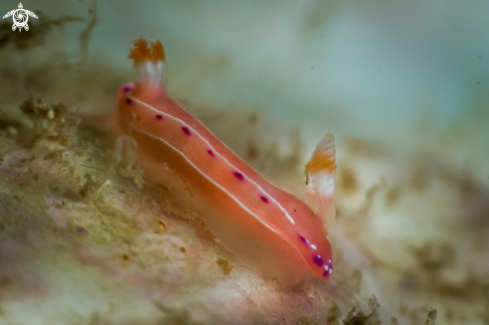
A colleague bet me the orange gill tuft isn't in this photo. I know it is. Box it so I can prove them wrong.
[305,151,336,174]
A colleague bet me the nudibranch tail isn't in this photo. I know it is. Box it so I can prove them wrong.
[305,133,336,228]
[129,38,165,85]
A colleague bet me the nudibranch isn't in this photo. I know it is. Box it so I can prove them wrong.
[113,38,337,285]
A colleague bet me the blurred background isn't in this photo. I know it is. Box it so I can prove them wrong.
[3,0,489,145]
[0,1,488,324]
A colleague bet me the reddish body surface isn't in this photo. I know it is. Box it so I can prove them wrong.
[113,39,335,285]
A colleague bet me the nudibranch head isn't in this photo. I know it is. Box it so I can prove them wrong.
[117,39,166,103]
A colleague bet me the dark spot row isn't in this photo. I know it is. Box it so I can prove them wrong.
[297,233,332,277]
[145,108,271,207]
[154,113,190,137]
[232,172,270,204]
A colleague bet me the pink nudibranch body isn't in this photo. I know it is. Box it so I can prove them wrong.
[113,39,336,285]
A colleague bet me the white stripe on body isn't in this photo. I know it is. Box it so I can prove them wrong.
[120,113,284,237]
[130,96,296,225]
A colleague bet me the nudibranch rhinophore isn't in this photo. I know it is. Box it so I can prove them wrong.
[113,38,337,285]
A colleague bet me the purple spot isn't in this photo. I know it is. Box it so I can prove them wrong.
[155,114,163,120]
[122,85,133,93]
[298,234,308,245]
[260,195,269,203]
[313,255,324,267]
[233,172,244,180]
[207,150,214,157]
[126,98,133,104]
[181,126,191,136]
[323,270,330,277]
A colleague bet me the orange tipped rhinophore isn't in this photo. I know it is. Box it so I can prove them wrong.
[129,38,165,65]
[114,38,336,285]
[127,38,165,85]
[151,41,165,61]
